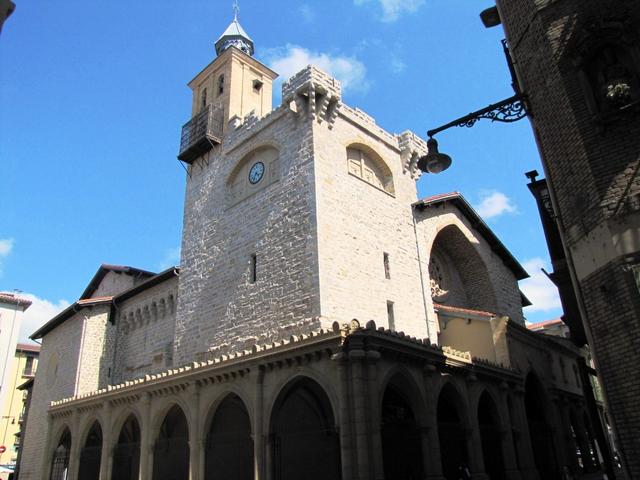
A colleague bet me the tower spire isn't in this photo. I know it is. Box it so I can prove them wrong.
[215,1,254,56]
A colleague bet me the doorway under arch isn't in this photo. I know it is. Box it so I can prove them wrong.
[205,393,253,480]
[478,392,505,480]
[381,379,424,479]
[78,421,102,480]
[152,405,190,480]
[524,373,557,479]
[270,377,341,480]
[112,414,141,480]
[49,428,71,480]
[437,383,469,480]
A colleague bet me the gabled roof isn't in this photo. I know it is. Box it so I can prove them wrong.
[31,266,179,340]
[0,292,32,309]
[80,264,155,300]
[413,192,529,281]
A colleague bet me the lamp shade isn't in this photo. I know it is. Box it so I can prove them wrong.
[418,138,452,174]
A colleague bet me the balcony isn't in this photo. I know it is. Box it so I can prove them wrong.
[177,104,224,163]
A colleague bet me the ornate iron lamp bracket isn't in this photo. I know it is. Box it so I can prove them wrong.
[427,94,528,138]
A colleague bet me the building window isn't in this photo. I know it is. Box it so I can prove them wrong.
[201,87,207,111]
[387,301,395,331]
[23,356,35,377]
[346,146,394,194]
[217,74,225,96]
[383,252,390,279]
[253,79,263,93]
[250,254,257,283]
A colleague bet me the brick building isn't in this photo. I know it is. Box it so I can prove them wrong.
[493,0,640,477]
[19,12,609,480]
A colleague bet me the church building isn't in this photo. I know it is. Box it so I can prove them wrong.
[19,12,603,480]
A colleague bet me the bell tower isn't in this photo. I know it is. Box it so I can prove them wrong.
[177,6,277,163]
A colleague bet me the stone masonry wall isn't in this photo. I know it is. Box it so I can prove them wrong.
[174,106,321,364]
[496,0,640,475]
[313,109,433,341]
[113,277,178,383]
[19,313,84,480]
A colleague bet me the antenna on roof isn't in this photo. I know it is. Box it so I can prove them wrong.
[233,0,239,20]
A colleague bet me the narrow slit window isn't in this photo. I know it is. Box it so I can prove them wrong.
[250,253,257,283]
[218,74,225,96]
[201,87,207,111]
[383,252,390,279]
[387,301,395,331]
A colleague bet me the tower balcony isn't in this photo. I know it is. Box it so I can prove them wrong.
[177,104,224,163]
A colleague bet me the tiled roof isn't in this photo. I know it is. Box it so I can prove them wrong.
[0,292,32,309]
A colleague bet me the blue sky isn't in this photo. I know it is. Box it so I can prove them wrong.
[0,0,562,342]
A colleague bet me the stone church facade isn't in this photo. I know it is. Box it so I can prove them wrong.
[20,15,603,480]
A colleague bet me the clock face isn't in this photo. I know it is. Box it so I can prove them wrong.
[248,161,265,184]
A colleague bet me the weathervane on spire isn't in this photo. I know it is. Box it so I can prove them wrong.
[233,0,239,20]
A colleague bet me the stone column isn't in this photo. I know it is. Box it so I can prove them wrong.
[548,393,570,473]
[68,410,81,480]
[465,379,489,480]
[575,410,598,473]
[422,365,445,480]
[349,349,370,480]
[139,393,152,480]
[254,366,266,480]
[497,384,521,480]
[510,388,538,480]
[99,402,113,480]
[557,399,579,473]
[188,382,202,480]
[333,352,355,480]
[366,350,384,480]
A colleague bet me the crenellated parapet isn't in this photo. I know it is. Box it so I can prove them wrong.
[282,65,342,128]
[119,292,176,334]
[397,130,429,179]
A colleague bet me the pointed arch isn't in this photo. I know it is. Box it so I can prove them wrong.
[524,372,558,478]
[112,413,141,480]
[380,372,426,479]
[437,382,470,480]
[478,391,506,480]
[152,404,190,480]
[429,224,497,311]
[204,393,253,480]
[269,376,341,480]
[49,427,72,480]
[78,420,102,480]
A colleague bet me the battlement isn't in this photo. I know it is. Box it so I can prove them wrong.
[282,65,342,102]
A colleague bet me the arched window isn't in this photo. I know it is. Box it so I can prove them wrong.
[437,384,468,480]
[346,146,394,194]
[205,394,253,480]
[112,414,141,480]
[78,421,102,480]
[153,405,189,480]
[270,377,341,480]
[49,428,71,480]
[478,392,506,480]
[228,146,280,205]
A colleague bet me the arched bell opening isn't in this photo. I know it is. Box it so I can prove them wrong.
[478,392,505,480]
[49,428,71,480]
[380,378,425,480]
[152,405,190,480]
[437,383,469,480]
[524,373,557,479]
[205,393,253,480]
[112,414,141,480]
[269,377,341,480]
[78,421,102,480]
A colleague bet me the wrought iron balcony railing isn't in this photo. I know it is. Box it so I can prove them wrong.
[177,104,224,163]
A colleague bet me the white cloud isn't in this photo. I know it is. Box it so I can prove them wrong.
[0,238,14,275]
[473,191,517,219]
[17,293,70,343]
[298,4,316,23]
[354,0,425,22]
[267,45,369,94]
[520,258,562,313]
[158,246,181,271]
